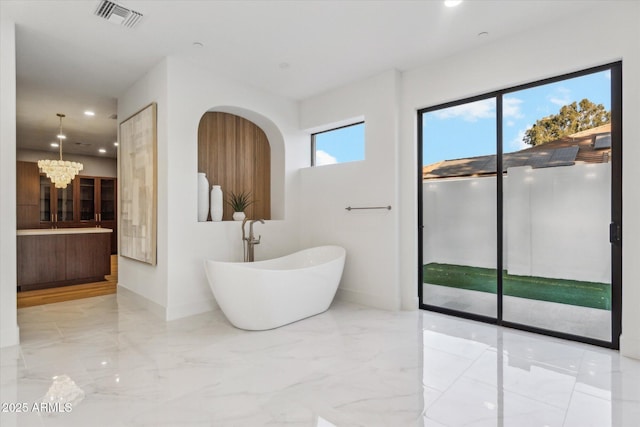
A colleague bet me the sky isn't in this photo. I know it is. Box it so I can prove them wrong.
[422,69,612,166]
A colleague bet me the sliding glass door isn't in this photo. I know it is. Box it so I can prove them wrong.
[418,63,622,348]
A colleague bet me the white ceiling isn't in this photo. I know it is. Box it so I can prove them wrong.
[3,0,603,159]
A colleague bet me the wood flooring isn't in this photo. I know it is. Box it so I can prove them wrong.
[17,255,118,308]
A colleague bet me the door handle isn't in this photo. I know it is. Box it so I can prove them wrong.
[609,222,622,246]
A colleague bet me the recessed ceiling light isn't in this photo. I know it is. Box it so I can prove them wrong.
[84,111,95,116]
[99,148,107,154]
[50,142,59,148]
[57,134,66,139]
[444,0,463,7]
[113,142,119,146]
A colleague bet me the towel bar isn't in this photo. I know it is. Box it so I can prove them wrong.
[345,205,392,211]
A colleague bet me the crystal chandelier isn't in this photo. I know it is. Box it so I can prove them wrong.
[38,113,83,189]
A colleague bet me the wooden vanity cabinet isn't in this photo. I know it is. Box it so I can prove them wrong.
[17,229,112,291]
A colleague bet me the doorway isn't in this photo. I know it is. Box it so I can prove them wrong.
[418,62,622,348]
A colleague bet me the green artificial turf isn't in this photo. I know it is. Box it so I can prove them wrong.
[423,263,610,310]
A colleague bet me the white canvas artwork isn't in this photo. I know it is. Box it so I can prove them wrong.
[119,103,157,265]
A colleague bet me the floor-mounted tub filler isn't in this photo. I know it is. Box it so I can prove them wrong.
[204,246,346,330]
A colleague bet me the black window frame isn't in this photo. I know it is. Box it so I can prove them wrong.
[311,121,365,166]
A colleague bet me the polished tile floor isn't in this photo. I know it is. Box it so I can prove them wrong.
[1,295,639,426]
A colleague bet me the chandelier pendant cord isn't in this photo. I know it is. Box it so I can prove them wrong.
[58,114,64,161]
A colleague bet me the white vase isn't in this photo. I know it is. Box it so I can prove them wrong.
[197,173,209,222]
[210,185,223,222]
[233,211,246,221]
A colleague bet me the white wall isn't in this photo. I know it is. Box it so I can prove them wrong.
[17,149,117,177]
[424,164,611,283]
[299,70,401,310]
[401,3,640,358]
[506,164,610,283]
[118,57,305,320]
[117,59,169,316]
[0,18,19,348]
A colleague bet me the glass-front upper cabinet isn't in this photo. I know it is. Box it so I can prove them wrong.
[56,185,74,222]
[79,177,96,222]
[100,179,116,221]
[37,173,116,229]
[78,177,116,224]
[40,175,75,225]
[39,175,51,222]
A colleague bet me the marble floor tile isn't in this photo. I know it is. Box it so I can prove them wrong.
[1,294,639,426]
[425,376,567,427]
[463,350,577,409]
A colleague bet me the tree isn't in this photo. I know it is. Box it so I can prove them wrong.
[523,99,610,146]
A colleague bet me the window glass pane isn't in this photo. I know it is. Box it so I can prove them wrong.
[313,122,364,166]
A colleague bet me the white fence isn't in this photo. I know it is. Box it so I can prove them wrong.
[423,163,611,283]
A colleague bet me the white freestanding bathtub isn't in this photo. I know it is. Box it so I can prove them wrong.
[204,246,346,330]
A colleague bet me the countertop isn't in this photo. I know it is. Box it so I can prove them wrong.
[17,228,113,236]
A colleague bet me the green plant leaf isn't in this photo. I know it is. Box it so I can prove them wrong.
[226,191,256,212]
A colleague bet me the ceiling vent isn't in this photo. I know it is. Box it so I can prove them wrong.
[94,0,143,29]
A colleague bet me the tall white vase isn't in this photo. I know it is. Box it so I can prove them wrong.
[210,185,223,222]
[197,173,209,222]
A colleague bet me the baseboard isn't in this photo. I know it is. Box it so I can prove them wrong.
[165,297,218,321]
[620,334,640,360]
[116,285,167,320]
[117,284,219,322]
[335,287,398,311]
[0,324,19,348]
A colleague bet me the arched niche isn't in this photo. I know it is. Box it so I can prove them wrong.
[197,107,285,220]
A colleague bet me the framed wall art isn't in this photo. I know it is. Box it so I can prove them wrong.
[119,102,157,265]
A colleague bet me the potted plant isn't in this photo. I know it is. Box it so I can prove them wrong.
[226,191,255,221]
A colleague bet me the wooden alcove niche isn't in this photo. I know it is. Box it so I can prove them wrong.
[198,112,271,221]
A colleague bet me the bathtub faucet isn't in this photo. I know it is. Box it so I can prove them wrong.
[242,218,265,262]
